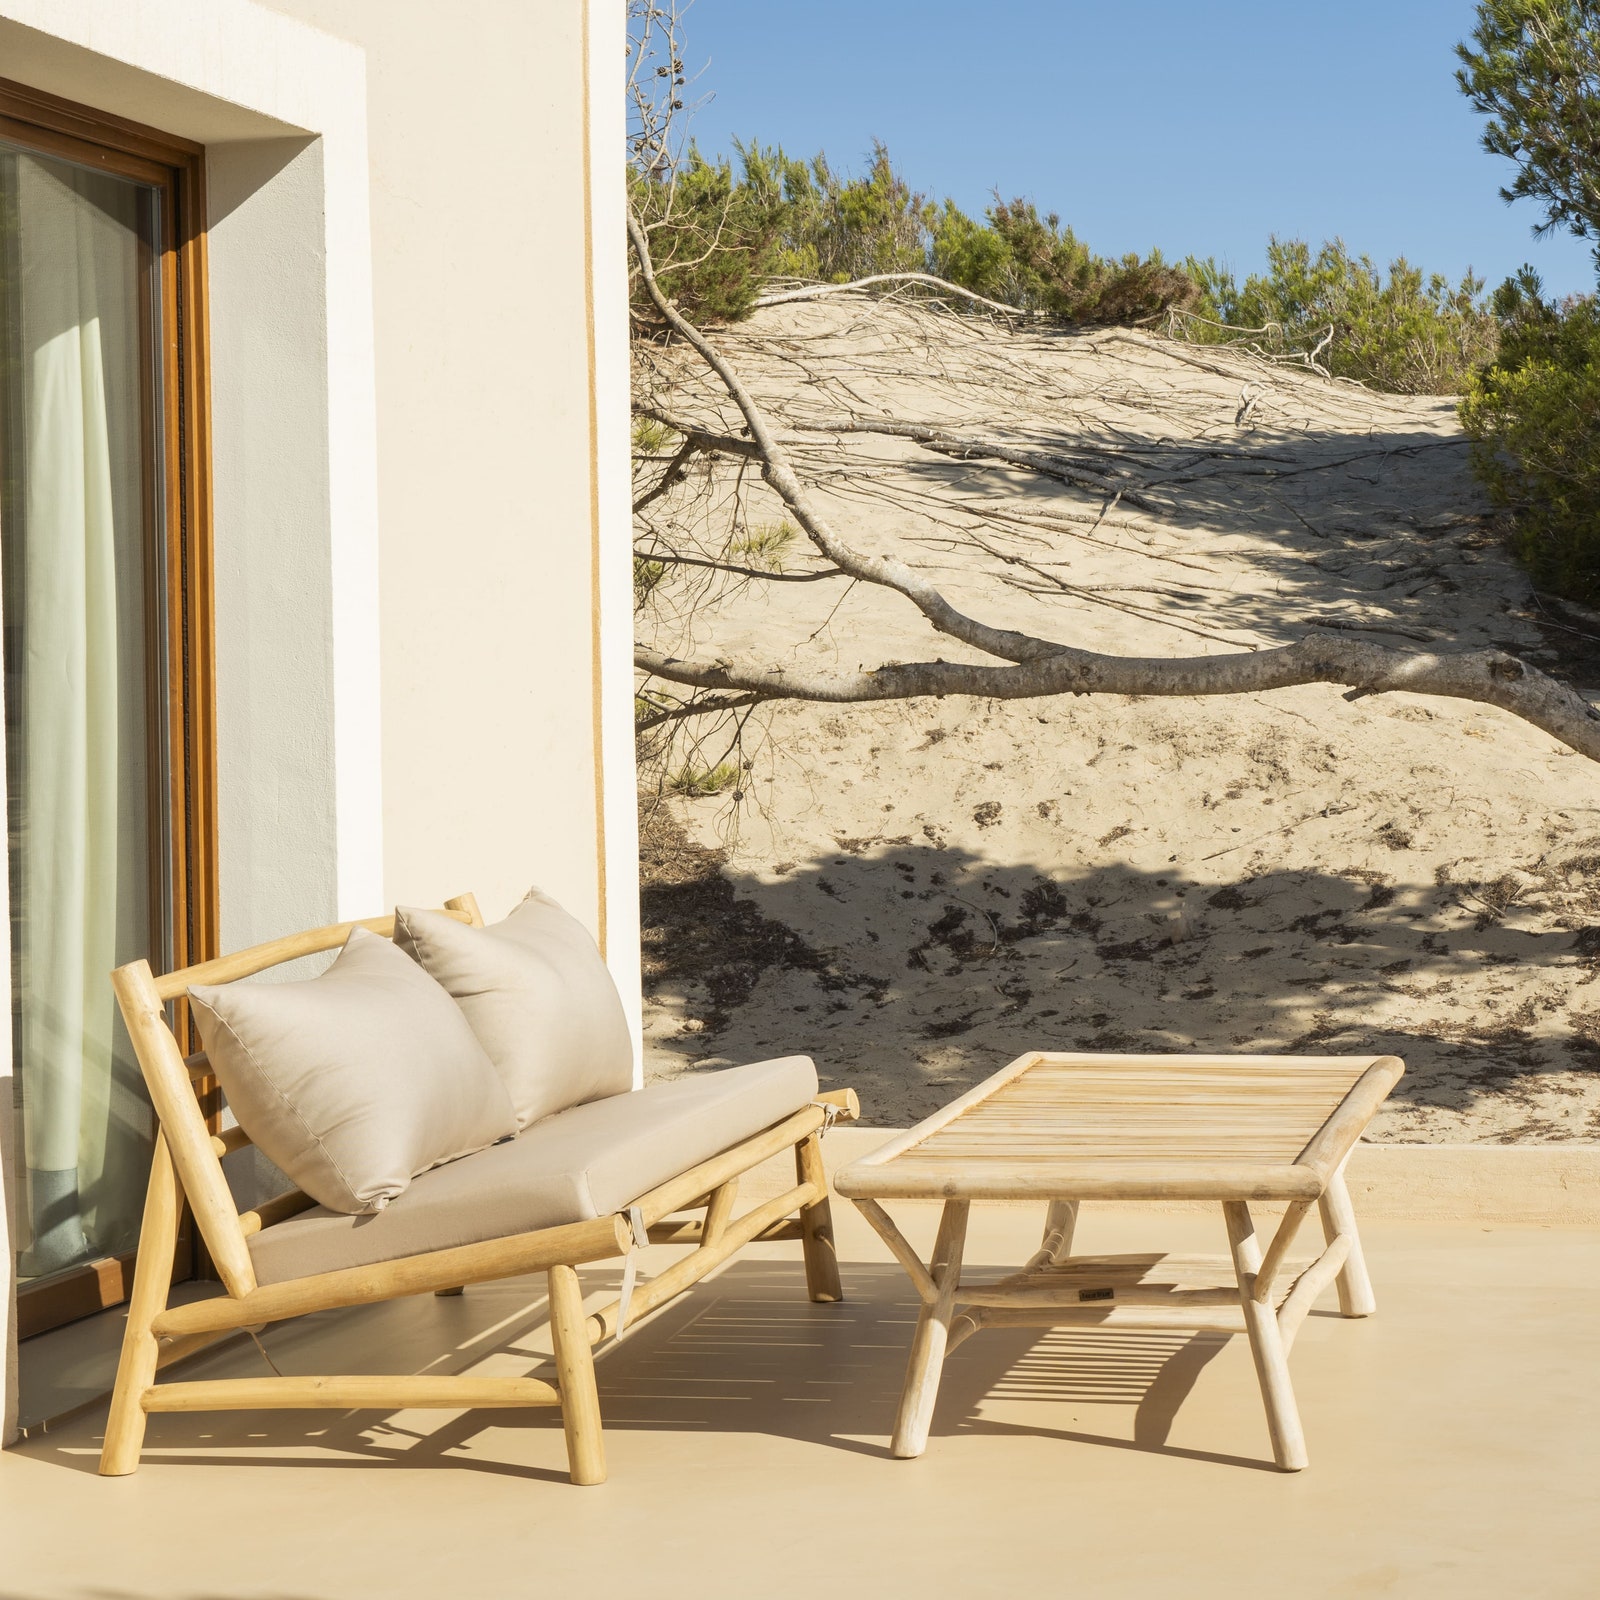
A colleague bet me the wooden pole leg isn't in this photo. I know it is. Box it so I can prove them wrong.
[547,1264,606,1486]
[1223,1201,1307,1472]
[794,1132,843,1303]
[1041,1198,1078,1262]
[890,1199,970,1460]
[100,1134,181,1476]
[1318,1162,1376,1317]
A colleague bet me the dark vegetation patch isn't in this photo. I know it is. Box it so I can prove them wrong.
[922,1012,981,1039]
[907,905,992,971]
[1208,884,1258,911]
[1288,909,1348,936]
[1095,936,1166,963]
[1018,879,1070,925]
[836,832,912,856]
[908,876,1094,972]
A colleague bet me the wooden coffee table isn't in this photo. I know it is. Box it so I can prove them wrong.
[834,1050,1404,1471]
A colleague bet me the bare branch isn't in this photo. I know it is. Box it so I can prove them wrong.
[634,689,769,732]
[754,272,1041,320]
[633,406,764,460]
[629,210,1065,667]
[637,637,1600,761]
[632,434,701,515]
[637,549,845,583]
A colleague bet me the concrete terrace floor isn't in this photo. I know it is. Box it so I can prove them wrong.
[3,1201,1597,1600]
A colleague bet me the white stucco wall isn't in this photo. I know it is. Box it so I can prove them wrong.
[257,0,637,955]
[0,0,638,1442]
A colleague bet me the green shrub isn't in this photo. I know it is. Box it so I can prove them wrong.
[634,137,1197,329]
[937,199,1197,324]
[1181,238,1497,394]
[666,761,740,797]
[1460,270,1600,602]
[633,555,670,607]
[632,415,676,454]
[726,520,796,571]
[631,142,1489,390]
[628,149,791,325]
[793,141,932,282]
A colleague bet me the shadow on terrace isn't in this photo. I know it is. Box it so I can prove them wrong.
[18,1256,1281,1482]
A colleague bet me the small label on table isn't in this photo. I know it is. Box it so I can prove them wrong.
[1078,1286,1115,1302]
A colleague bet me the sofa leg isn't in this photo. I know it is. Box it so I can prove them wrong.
[101,1134,181,1476]
[795,1132,843,1303]
[547,1263,606,1485]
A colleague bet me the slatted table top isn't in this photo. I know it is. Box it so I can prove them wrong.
[834,1051,1404,1202]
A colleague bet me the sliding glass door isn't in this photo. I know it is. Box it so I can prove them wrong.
[1,142,167,1287]
[0,79,216,1337]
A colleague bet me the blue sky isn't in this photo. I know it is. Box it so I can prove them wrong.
[676,0,1596,299]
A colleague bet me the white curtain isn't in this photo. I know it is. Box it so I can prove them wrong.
[8,152,153,1277]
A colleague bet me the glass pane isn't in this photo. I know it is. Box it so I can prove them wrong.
[0,144,167,1284]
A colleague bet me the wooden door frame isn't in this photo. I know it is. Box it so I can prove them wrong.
[0,75,219,1339]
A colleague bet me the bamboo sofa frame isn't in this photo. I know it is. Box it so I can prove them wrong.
[100,894,858,1485]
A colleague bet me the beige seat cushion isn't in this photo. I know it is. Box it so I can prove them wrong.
[395,889,634,1129]
[248,1055,819,1285]
[191,927,517,1215]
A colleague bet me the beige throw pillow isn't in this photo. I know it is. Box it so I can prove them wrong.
[190,926,517,1215]
[395,888,634,1129]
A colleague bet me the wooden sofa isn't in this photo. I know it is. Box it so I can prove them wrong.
[100,893,858,1484]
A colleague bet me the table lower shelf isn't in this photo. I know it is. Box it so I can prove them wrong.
[950,1251,1316,1334]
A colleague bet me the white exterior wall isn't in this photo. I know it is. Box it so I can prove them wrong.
[0,0,638,1443]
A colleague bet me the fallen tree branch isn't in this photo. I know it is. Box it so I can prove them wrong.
[636,636,1600,760]
[626,208,1600,768]
[753,272,1039,319]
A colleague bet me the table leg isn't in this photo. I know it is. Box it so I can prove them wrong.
[890,1198,970,1460]
[1017,1198,1079,1275]
[1317,1159,1376,1317]
[1223,1201,1308,1472]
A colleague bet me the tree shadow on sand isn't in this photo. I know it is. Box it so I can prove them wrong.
[878,421,1532,658]
[643,836,1600,1135]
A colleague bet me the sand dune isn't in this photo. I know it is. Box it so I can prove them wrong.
[637,297,1600,1141]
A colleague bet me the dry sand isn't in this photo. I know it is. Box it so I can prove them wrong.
[636,297,1600,1141]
